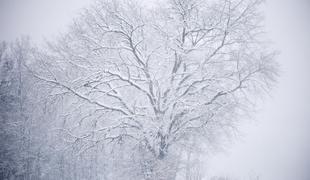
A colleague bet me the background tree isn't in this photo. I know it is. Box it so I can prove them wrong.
[0,38,36,179]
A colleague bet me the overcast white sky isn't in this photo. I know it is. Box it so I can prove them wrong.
[206,0,310,179]
[0,0,309,179]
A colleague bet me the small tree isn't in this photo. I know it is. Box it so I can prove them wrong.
[29,0,278,179]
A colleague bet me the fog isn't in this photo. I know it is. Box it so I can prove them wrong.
[0,0,309,179]
[207,0,310,179]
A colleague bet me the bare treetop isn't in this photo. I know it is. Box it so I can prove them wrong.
[27,0,277,177]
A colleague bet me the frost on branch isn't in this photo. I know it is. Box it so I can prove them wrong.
[24,0,277,179]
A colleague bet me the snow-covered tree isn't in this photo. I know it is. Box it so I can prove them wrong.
[0,38,35,179]
[23,0,278,179]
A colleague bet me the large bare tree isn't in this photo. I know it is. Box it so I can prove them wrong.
[27,0,278,179]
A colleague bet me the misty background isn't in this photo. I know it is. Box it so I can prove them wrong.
[0,0,309,179]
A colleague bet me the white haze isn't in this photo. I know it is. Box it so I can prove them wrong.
[0,0,309,179]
